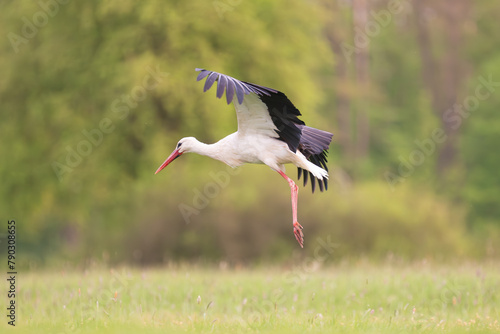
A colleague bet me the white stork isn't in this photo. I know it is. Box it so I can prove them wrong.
[155,68,333,247]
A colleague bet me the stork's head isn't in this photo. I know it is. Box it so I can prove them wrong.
[155,137,198,174]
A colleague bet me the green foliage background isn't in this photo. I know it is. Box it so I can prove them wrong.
[1,0,499,266]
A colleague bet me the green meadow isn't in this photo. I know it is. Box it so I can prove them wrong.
[6,262,499,334]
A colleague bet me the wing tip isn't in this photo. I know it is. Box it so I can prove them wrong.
[195,68,277,105]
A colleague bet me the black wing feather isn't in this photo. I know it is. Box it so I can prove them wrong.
[258,92,304,152]
[204,72,218,92]
[297,125,333,193]
[226,79,235,105]
[217,75,227,99]
[196,68,277,104]
[197,70,210,81]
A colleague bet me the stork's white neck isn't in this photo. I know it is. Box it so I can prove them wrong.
[188,135,241,167]
[190,140,216,157]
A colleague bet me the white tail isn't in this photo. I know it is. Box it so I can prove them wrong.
[305,161,329,180]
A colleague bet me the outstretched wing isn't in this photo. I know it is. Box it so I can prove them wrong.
[196,68,304,152]
[297,125,333,193]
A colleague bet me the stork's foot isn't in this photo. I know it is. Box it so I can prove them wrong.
[293,221,304,248]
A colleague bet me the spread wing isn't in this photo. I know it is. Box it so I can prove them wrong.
[196,68,304,152]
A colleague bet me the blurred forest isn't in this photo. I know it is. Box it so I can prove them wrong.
[1,0,500,267]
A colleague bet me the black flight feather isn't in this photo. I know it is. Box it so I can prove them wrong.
[297,125,333,193]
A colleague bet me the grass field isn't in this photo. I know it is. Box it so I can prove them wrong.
[4,261,499,333]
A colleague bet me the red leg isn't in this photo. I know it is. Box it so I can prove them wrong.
[277,170,303,248]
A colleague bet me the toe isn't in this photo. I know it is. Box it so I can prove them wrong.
[294,227,304,248]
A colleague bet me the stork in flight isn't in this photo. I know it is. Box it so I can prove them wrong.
[155,69,333,247]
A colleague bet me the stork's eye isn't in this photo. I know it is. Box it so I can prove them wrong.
[177,142,182,148]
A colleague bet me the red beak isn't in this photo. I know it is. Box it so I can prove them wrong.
[155,149,182,174]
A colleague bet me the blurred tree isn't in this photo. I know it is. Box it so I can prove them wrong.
[352,0,371,163]
[414,0,470,179]
[0,0,498,264]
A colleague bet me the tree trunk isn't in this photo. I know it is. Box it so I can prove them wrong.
[414,0,468,176]
[352,0,370,161]
[325,26,353,161]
